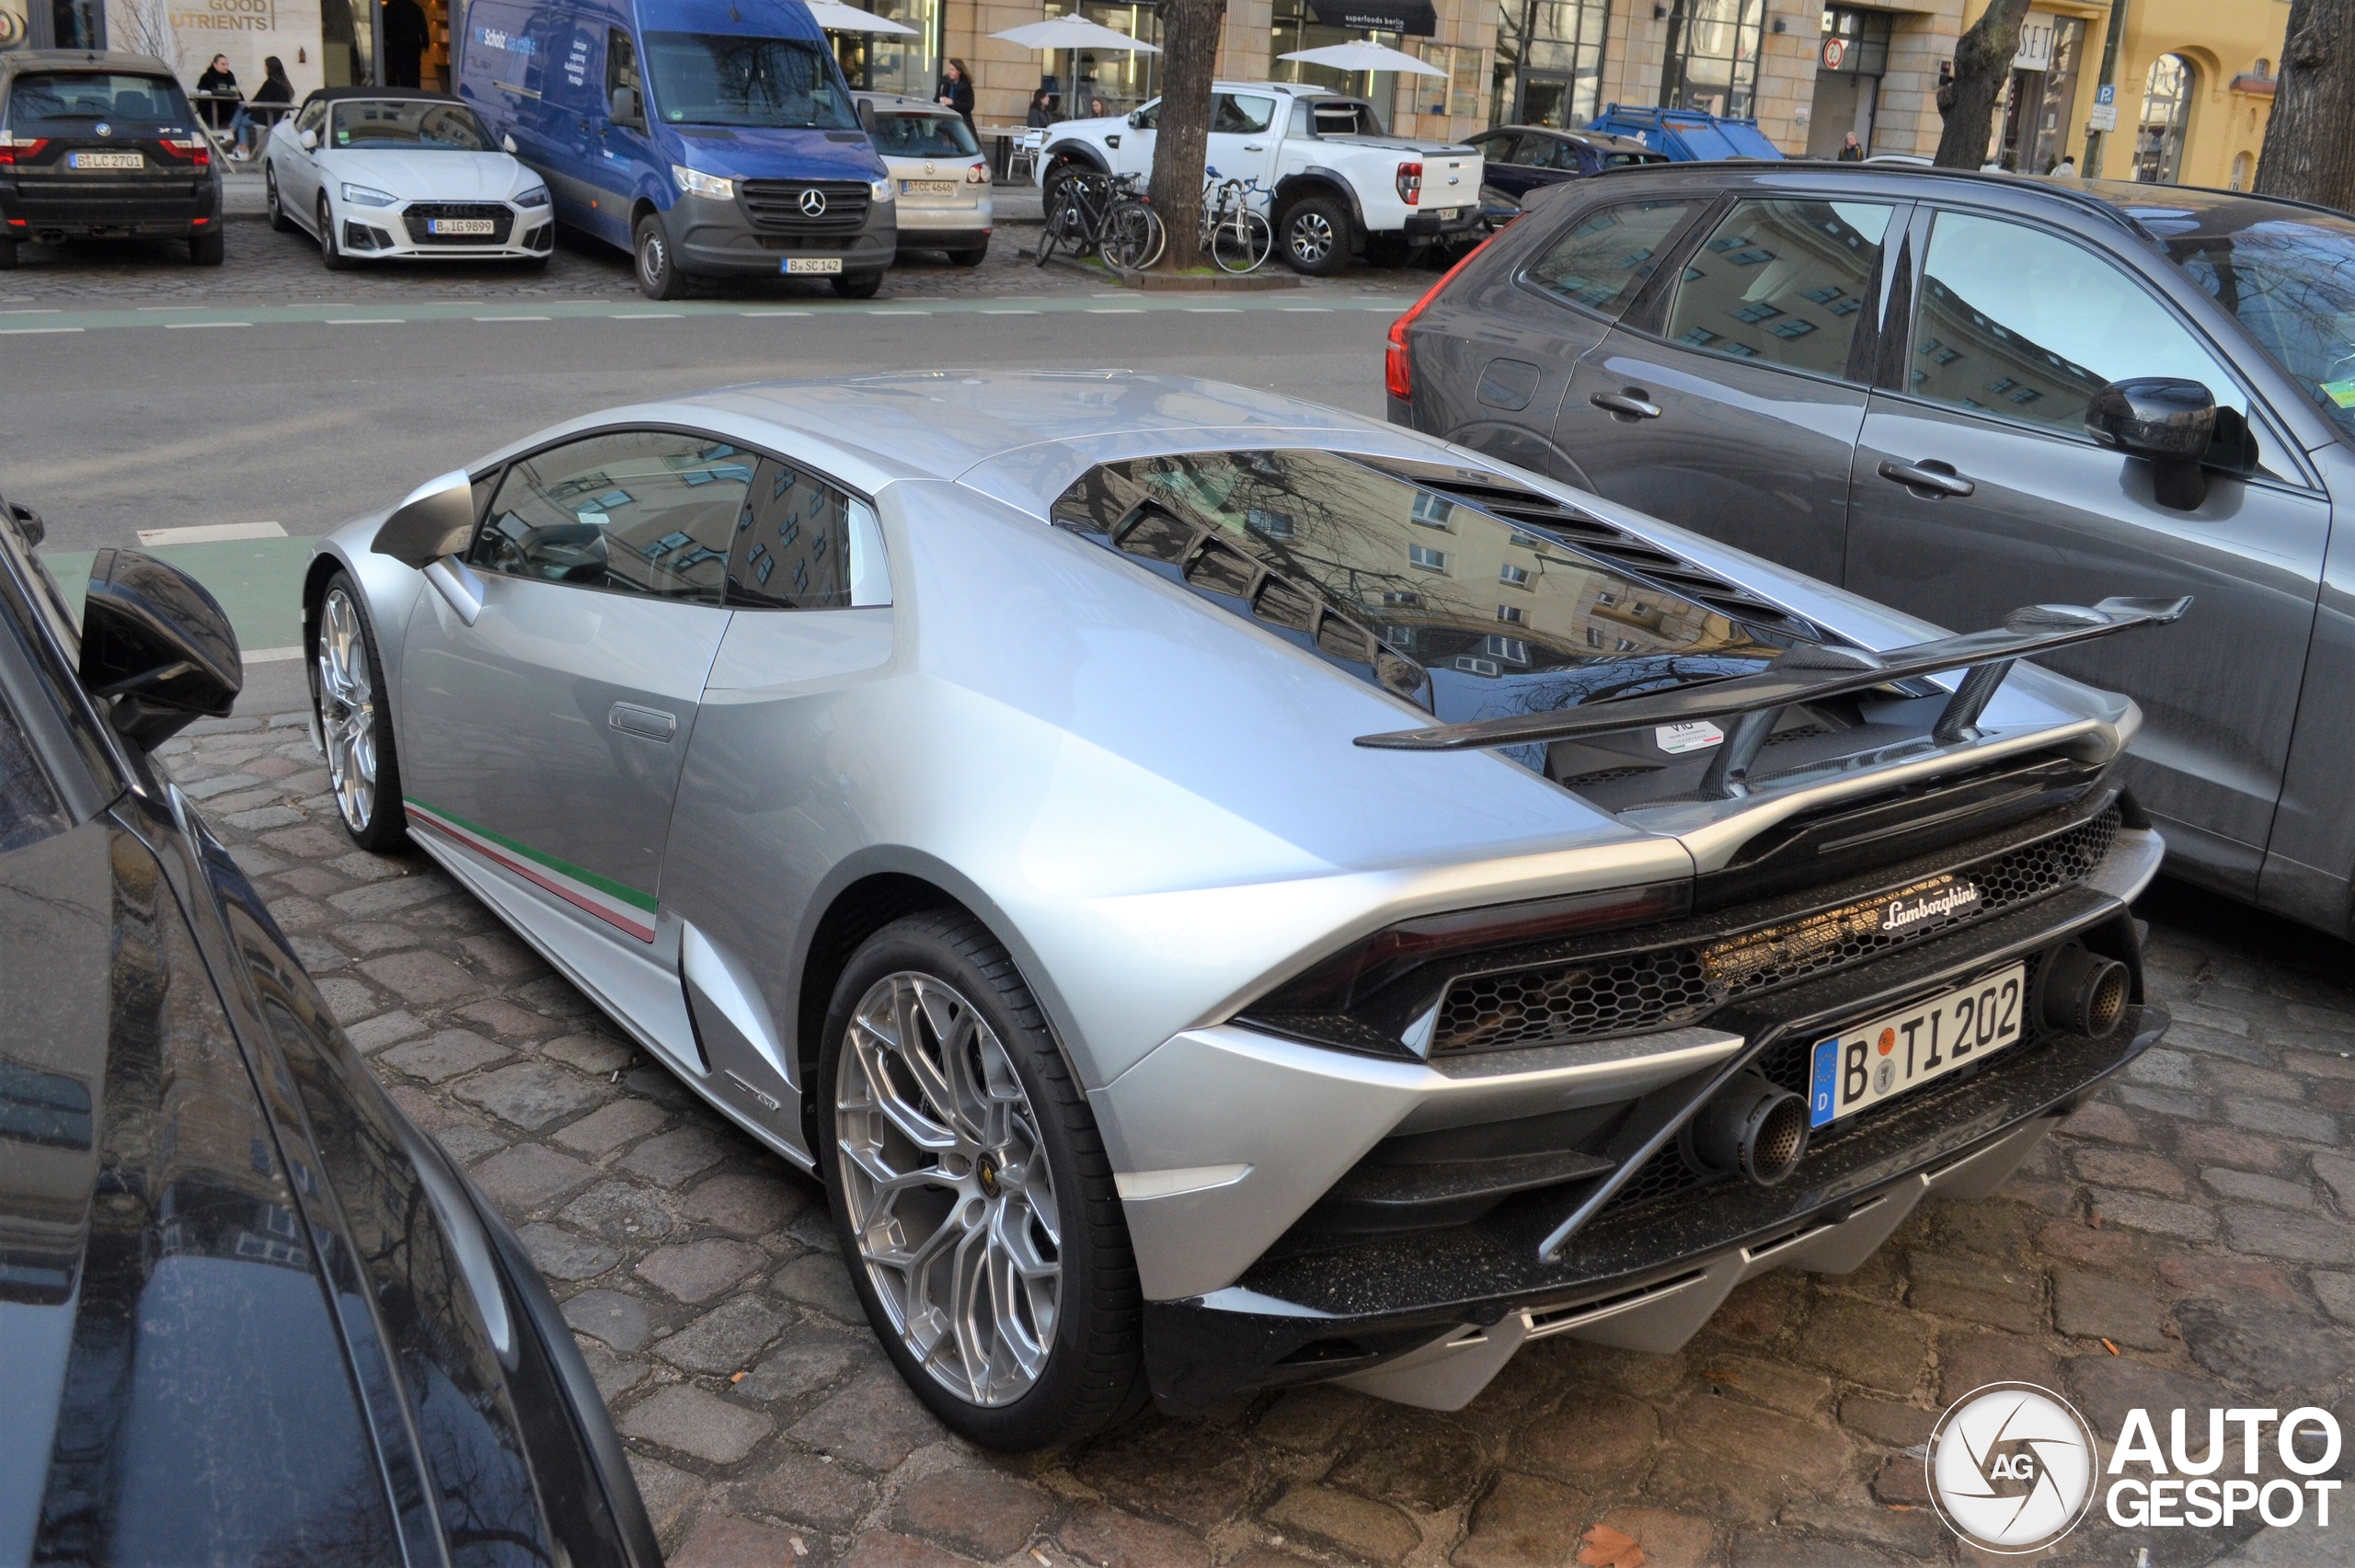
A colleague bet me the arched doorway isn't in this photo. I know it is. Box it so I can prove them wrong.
[2134,52,2193,183]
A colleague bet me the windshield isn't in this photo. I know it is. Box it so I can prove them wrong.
[870,110,977,157]
[1052,451,1785,729]
[643,32,857,131]
[2151,205,2355,441]
[328,99,494,150]
[6,72,193,129]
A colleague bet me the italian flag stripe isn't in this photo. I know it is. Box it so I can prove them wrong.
[405,796,658,943]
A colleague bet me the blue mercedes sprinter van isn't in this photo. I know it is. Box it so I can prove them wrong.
[457,0,895,298]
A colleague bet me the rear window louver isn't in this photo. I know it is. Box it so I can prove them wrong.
[1351,456,1828,645]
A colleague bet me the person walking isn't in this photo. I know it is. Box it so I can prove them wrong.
[383,0,431,88]
[1025,88,1057,129]
[936,59,975,136]
[195,54,239,134]
[1836,131,1863,161]
[229,54,293,159]
[2048,153,2079,179]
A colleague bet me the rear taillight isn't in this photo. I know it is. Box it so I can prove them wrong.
[0,135,50,166]
[1384,233,1494,402]
[965,161,988,184]
[158,136,212,167]
[1396,160,1422,205]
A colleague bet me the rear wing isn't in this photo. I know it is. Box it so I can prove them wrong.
[1357,596,2189,793]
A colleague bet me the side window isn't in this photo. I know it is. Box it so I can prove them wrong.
[605,29,638,107]
[295,97,325,135]
[1534,138,1582,171]
[1913,210,2249,434]
[1213,94,1276,134]
[1662,197,1894,379]
[727,460,890,610]
[1289,97,1312,136]
[1525,199,1700,319]
[472,429,751,604]
[1474,132,1524,166]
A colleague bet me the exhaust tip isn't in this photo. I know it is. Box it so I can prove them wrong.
[1687,1071,1810,1187]
[2041,944,2130,1039]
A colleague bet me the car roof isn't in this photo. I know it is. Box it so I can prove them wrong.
[1488,124,1660,155]
[854,92,950,112]
[0,49,178,79]
[298,86,467,108]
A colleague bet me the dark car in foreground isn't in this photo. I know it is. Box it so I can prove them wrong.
[0,498,655,1564]
[0,51,224,267]
[1465,124,1664,224]
[1390,163,2355,942]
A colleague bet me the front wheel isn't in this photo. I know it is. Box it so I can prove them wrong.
[1210,210,1272,274]
[266,164,295,232]
[1280,193,1351,277]
[313,572,408,851]
[1102,200,1164,271]
[830,270,883,299]
[317,196,352,270]
[821,912,1145,1449]
[633,212,689,300]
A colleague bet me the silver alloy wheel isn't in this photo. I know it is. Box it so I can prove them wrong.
[1289,209,1336,266]
[316,588,379,831]
[835,970,1062,1407]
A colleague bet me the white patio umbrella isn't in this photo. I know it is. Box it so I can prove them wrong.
[804,0,918,33]
[992,17,1159,118]
[1279,40,1445,75]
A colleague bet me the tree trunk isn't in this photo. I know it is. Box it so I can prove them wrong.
[1933,0,2031,169]
[2256,0,2355,209]
[1146,0,1225,270]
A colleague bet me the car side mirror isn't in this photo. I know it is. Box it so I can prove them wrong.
[7,500,44,546]
[78,547,242,750]
[611,86,640,127]
[298,126,317,151]
[2085,377,2218,510]
[1127,109,1144,128]
[373,468,477,568]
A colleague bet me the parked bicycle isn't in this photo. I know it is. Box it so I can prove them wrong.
[1201,168,1273,275]
[1038,170,1166,272]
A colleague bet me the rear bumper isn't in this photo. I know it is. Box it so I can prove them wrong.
[3,177,219,237]
[1399,203,1484,241]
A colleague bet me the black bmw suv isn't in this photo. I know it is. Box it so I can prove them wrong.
[0,50,224,267]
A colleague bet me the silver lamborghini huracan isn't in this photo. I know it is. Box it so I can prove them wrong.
[304,372,2179,1448]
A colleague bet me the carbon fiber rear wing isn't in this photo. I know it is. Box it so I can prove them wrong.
[1356,597,2190,794]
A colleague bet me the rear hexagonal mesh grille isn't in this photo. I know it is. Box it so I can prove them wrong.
[1430,807,2118,1056]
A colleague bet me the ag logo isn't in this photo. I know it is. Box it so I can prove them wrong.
[799,188,828,216]
[1926,1382,2097,1552]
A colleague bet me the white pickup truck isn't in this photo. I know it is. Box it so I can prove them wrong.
[1036,81,1484,275]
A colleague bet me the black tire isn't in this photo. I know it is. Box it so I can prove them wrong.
[312,571,408,852]
[633,212,689,300]
[1040,155,1086,212]
[830,270,883,299]
[0,238,17,271]
[190,230,224,266]
[820,912,1146,1450]
[266,164,294,232]
[1280,192,1352,277]
[948,241,987,267]
[318,197,352,270]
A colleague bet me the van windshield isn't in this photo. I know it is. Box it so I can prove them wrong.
[642,32,857,131]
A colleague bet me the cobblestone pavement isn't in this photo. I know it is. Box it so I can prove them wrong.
[160,711,2355,1568]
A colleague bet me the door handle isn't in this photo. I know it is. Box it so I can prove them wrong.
[608,702,677,741]
[1877,458,1977,498]
[1243,143,1265,151]
[1591,389,1662,420]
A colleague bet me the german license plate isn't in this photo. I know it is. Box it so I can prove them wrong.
[784,258,843,274]
[1437,206,1460,219]
[430,217,496,235]
[901,179,958,196]
[1809,962,2027,1127]
[70,151,144,169]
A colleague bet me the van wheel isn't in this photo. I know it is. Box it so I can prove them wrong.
[1280,193,1351,276]
[634,212,689,300]
[831,271,883,300]
[318,197,353,270]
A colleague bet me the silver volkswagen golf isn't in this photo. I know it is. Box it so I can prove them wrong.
[304,372,2177,1448]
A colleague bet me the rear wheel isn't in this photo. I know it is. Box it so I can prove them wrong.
[317,196,352,270]
[190,230,224,266]
[1102,200,1164,270]
[1280,192,1351,276]
[821,912,1146,1449]
[1209,210,1271,274]
[633,212,689,300]
[0,238,16,270]
[948,241,988,267]
[313,572,408,851]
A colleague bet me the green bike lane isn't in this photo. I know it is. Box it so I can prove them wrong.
[46,534,316,661]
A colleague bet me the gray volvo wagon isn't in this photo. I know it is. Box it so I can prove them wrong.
[1390,165,2355,942]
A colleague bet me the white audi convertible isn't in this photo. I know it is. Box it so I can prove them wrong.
[264,87,554,269]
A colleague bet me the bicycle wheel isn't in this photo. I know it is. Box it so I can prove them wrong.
[1211,210,1271,274]
[1104,200,1165,270]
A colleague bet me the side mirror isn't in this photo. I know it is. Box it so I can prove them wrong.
[78,547,242,750]
[610,86,640,127]
[7,500,43,546]
[2085,377,2217,510]
[1127,109,1144,128]
[373,468,477,568]
[298,126,317,151]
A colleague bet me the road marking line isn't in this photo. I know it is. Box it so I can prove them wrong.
[864,308,931,315]
[741,309,812,316]
[166,320,248,328]
[1279,306,1332,313]
[327,316,405,325]
[135,304,206,311]
[244,646,304,663]
[0,326,82,334]
[1183,306,1242,313]
[979,308,1041,315]
[138,521,287,545]
[472,314,549,321]
[1086,307,1144,314]
[0,307,61,314]
[609,312,682,318]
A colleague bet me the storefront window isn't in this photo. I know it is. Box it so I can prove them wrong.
[1990,12,2081,173]
[833,0,939,98]
[1042,0,1159,115]
[1490,0,1606,128]
[2135,52,2193,184]
[47,0,101,48]
[1660,0,1763,119]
